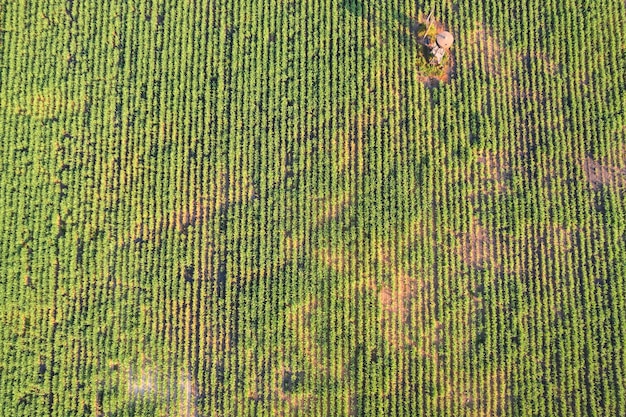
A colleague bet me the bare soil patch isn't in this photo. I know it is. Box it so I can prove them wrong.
[286,299,327,374]
[328,106,371,177]
[416,56,455,87]
[467,24,504,76]
[529,51,559,75]
[313,191,352,228]
[314,246,351,275]
[544,224,574,264]
[455,217,496,270]
[583,157,626,190]
[469,149,511,200]
[443,368,511,416]
[127,167,255,244]
[375,244,436,352]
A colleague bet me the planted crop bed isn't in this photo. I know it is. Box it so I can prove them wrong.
[1,0,625,415]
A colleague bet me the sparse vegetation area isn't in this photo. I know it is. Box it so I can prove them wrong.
[1,0,626,416]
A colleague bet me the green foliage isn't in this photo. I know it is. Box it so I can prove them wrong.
[0,0,625,416]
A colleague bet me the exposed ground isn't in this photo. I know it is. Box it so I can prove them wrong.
[583,157,626,190]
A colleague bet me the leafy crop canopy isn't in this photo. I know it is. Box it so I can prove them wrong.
[0,0,625,416]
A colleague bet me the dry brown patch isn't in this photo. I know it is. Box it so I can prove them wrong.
[286,299,327,374]
[451,206,538,276]
[531,51,559,75]
[274,391,315,416]
[127,167,255,244]
[369,221,448,355]
[313,191,352,227]
[286,250,378,386]
[545,224,574,262]
[314,246,350,274]
[171,196,214,234]
[455,217,497,270]
[584,157,626,190]
[469,149,511,200]
[129,197,211,245]
[377,266,415,321]
[374,244,436,352]
[467,25,504,76]
[442,368,511,416]
[329,107,371,176]
[314,240,427,352]
[314,232,438,353]
[11,88,85,120]
[453,216,576,277]
[378,283,416,350]
[271,367,315,416]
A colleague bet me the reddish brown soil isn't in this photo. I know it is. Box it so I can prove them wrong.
[583,157,626,190]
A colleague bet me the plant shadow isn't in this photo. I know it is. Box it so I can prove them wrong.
[341,0,373,22]
[341,0,424,49]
